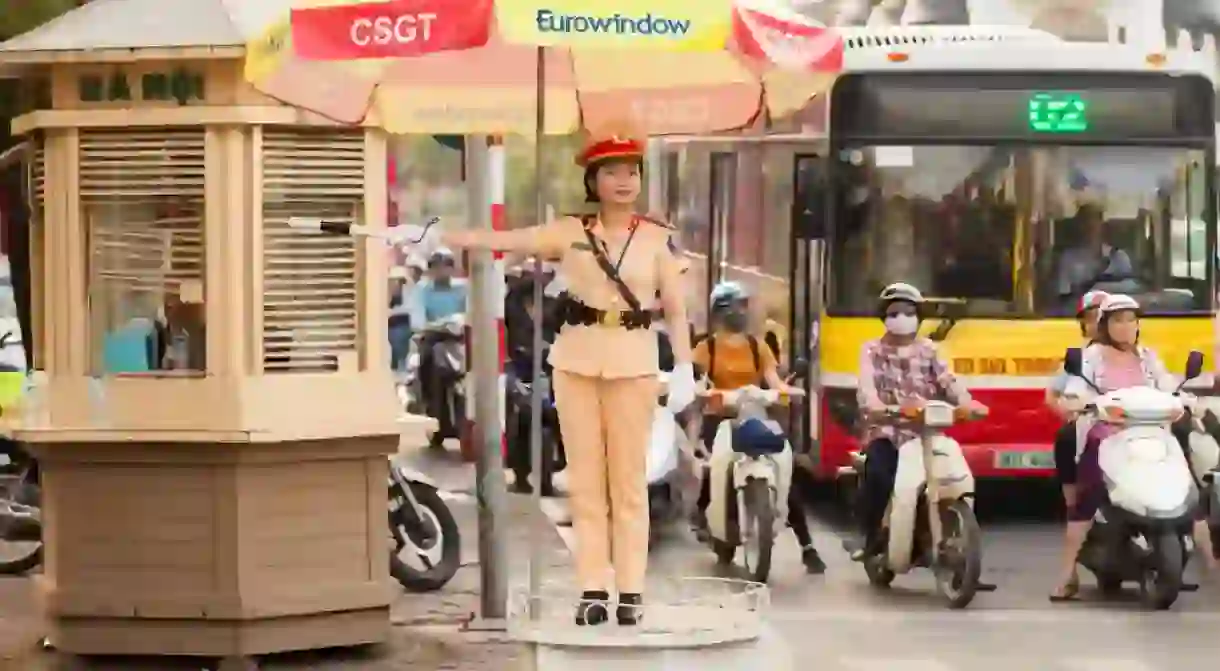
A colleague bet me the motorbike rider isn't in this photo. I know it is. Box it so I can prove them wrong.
[1046,290,1108,511]
[854,282,988,560]
[504,277,563,495]
[388,266,414,373]
[410,248,469,448]
[1048,293,1189,600]
[690,281,827,574]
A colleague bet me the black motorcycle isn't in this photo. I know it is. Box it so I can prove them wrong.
[413,316,467,449]
[505,345,563,495]
[0,441,41,575]
[388,461,461,592]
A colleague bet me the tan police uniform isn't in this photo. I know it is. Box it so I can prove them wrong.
[500,133,686,596]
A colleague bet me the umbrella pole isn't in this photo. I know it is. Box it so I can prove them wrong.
[527,44,547,621]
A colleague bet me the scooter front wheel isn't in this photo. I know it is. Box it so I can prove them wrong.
[934,499,982,609]
[740,479,775,583]
[1140,533,1184,610]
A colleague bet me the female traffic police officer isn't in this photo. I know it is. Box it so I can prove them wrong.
[442,125,696,627]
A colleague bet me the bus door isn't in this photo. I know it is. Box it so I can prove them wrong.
[705,152,735,311]
[789,153,826,456]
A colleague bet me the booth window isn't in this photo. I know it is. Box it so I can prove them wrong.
[82,128,206,375]
[261,129,361,373]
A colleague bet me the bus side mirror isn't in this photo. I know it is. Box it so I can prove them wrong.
[1185,350,1204,381]
[1063,348,1083,378]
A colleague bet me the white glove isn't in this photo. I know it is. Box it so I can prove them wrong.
[667,362,696,413]
[392,222,442,255]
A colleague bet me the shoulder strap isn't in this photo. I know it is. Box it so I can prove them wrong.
[764,331,781,359]
[748,335,761,373]
[580,216,642,312]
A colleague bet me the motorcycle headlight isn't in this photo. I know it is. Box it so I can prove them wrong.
[922,403,955,428]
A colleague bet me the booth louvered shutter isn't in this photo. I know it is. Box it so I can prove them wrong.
[26,138,44,215]
[261,129,362,372]
[80,129,206,368]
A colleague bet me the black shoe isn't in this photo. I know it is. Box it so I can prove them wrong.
[575,591,609,626]
[428,433,445,449]
[509,475,533,494]
[802,547,827,574]
[617,593,643,626]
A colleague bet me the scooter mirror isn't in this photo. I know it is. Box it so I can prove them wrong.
[1185,350,1204,381]
[1063,347,1084,378]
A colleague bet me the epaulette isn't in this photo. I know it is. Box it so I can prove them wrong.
[636,213,674,229]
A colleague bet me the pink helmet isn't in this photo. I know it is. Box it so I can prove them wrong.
[1076,290,1109,317]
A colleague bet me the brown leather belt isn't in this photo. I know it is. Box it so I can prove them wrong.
[560,299,652,330]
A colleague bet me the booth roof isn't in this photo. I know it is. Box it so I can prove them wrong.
[0,0,246,54]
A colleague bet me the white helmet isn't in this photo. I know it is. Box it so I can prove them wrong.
[710,281,749,310]
[1098,293,1139,316]
[878,282,924,306]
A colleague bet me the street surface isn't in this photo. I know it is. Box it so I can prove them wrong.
[3,447,1219,669]
[538,470,1220,671]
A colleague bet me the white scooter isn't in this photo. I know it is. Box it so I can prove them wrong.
[647,372,686,538]
[839,401,988,609]
[703,385,801,583]
[1183,396,1220,560]
[1060,347,1203,610]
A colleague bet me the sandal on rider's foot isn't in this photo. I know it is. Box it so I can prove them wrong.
[617,593,644,626]
[802,547,827,575]
[575,591,610,626]
[1048,581,1080,603]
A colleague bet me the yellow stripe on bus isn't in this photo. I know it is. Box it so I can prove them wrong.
[821,316,1213,377]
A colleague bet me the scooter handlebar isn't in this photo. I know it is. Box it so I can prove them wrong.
[697,386,804,407]
[869,402,985,427]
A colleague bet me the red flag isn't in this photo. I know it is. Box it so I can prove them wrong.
[291,0,494,60]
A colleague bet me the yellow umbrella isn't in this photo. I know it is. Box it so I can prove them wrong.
[241,0,843,135]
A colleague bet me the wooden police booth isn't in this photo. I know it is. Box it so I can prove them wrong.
[2,19,422,661]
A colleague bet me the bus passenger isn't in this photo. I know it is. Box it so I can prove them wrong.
[1054,205,1133,304]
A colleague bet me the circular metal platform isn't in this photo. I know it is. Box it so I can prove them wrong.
[507,577,768,649]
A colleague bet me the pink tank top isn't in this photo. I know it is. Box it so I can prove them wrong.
[1099,350,1147,392]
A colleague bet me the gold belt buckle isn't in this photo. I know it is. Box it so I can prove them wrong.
[602,310,621,328]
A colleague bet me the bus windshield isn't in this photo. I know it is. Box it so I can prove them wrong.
[828,144,1212,317]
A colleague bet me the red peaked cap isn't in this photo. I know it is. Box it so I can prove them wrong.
[576,123,645,167]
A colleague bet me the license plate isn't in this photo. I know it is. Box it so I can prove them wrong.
[994,450,1055,470]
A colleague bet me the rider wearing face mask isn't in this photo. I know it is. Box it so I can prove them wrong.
[690,281,826,573]
[855,282,987,558]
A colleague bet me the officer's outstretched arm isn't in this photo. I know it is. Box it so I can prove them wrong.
[441,217,571,258]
